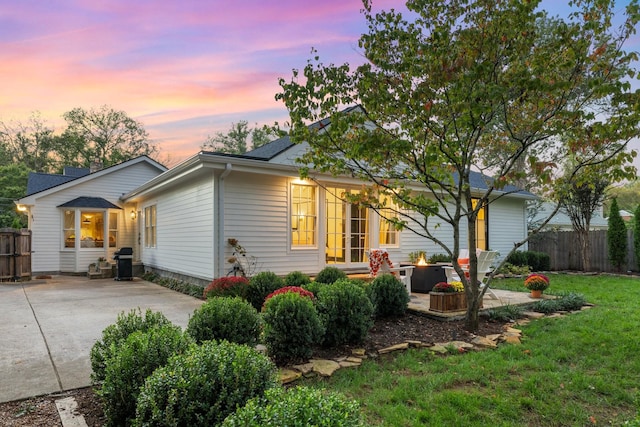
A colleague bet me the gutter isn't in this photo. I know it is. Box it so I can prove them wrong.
[216,163,232,278]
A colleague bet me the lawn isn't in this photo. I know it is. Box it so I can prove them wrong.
[299,274,640,426]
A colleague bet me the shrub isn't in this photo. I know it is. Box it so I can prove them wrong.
[367,273,410,318]
[316,279,374,347]
[246,271,285,310]
[428,253,452,264]
[135,340,278,427]
[486,304,523,322]
[530,299,561,314]
[90,308,172,383]
[262,292,324,365]
[556,292,587,311]
[608,198,627,271]
[284,271,312,287]
[314,266,347,284]
[187,297,261,345]
[506,251,529,267]
[302,281,325,296]
[496,262,531,276]
[203,276,250,299]
[99,325,193,426]
[264,286,314,307]
[222,386,365,427]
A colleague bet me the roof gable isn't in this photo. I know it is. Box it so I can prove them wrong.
[57,196,122,209]
[20,156,166,201]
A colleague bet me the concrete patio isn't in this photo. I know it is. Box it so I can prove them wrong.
[407,288,539,320]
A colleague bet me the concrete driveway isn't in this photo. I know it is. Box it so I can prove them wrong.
[0,276,203,403]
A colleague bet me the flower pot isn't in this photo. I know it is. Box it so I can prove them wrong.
[530,289,542,298]
[429,292,467,312]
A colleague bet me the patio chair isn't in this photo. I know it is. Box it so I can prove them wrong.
[444,249,499,299]
[368,249,415,293]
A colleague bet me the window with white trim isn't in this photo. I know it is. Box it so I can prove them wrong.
[379,195,399,247]
[144,205,156,248]
[291,183,317,247]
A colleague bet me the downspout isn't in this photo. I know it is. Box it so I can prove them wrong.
[216,163,232,278]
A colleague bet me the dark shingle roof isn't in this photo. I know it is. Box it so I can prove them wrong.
[26,172,78,196]
[57,197,122,209]
[244,135,294,159]
[62,167,90,177]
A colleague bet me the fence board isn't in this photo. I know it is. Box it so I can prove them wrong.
[529,229,636,272]
[0,228,32,281]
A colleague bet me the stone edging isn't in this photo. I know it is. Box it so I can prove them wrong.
[278,305,593,384]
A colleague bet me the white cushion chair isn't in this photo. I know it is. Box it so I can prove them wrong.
[368,249,415,293]
[444,249,499,299]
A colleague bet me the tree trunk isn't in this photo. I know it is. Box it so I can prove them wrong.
[464,281,481,332]
[578,229,591,271]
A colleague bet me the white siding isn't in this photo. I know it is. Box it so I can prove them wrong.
[139,174,216,281]
[391,197,528,263]
[223,173,321,276]
[488,197,528,255]
[29,162,163,273]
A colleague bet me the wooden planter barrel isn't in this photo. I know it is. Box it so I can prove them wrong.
[429,292,467,312]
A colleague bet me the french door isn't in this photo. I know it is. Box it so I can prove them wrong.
[325,187,369,266]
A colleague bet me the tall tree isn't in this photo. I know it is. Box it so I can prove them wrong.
[558,162,611,272]
[608,198,627,271]
[202,121,276,154]
[634,204,640,271]
[0,113,57,172]
[277,0,640,331]
[0,163,30,228]
[61,105,158,167]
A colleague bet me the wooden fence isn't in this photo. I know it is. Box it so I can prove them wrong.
[0,228,32,281]
[529,229,637,272]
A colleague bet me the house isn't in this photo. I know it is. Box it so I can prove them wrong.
[119,137,534,285]
[15,131,534,284]
[15,157,166,274]
[528,202,609,231]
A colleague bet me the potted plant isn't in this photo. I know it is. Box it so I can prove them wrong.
[524,273,549,298]
[430,281,466,312]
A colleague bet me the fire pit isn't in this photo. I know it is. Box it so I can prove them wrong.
[403,255,447,293]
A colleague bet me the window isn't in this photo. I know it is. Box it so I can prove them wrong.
[145,205,156,248]
[80,211,104,248]
[63,210,75,248]
[379,195,399,247]
[108,212,118,248]
[472,199,488,250]
[291,183,316,247]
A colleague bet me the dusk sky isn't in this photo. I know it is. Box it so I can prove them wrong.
[1,1,638,167]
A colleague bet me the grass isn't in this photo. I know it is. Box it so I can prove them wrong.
[299,274,640,426]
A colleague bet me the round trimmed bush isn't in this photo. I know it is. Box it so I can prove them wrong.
[246,271,285,310]
[134,340,278,427]
[262,292,324,365]
[302,281,325,296]
[187,297,261,345]
[314,266,348,284]
[90,308,172,383]
[99,325,193,426]
[316,279,374,347]
[367,273,410,318]
[284,270,312,287]
[222,386,365,427]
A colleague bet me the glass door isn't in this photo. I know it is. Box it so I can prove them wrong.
[325,187,369,266]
